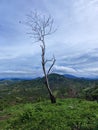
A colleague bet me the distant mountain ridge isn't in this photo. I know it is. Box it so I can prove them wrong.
[0,73,98,81]
[0,77,33,81]
[64,74,98,80]
[64,74,78,79]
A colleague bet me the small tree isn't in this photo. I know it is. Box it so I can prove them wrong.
[26,11,56,103]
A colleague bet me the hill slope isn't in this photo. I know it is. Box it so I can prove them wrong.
[0,73,98,110]
[0,99,98,130]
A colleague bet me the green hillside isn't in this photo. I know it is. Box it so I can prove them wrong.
[0,74,98,129]
[0,73,97,102]
[0,73,98,110]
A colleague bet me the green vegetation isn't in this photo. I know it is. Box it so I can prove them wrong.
[0,99,98,130]
[0,74,98,129]
[0,74,98,109]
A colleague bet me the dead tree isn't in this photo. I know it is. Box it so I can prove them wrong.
[26,12,56,103]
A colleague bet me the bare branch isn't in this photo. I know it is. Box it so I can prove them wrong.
[47,56,56,75]
[26,11,56,42]
[45,57,54,64]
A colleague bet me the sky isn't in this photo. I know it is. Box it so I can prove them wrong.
[0,0,98,78]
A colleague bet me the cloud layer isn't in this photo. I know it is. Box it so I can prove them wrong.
[0,0,98,78]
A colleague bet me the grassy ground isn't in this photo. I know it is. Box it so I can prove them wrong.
[0,98,98,130]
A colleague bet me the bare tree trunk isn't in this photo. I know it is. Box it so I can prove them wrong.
[44,73,56,103]
[26,12,56,103]
[41,39,56,103]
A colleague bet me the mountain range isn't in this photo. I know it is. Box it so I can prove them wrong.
[0,73,98,103]
[0,73,98,81]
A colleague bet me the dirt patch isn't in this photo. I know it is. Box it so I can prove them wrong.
[0,115,11,121]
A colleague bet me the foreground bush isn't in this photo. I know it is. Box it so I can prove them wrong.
[3,99,98,130]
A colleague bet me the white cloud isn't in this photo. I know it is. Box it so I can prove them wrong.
[0,43,41,60]
[53,65,98,78]
[54,65,77,74]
